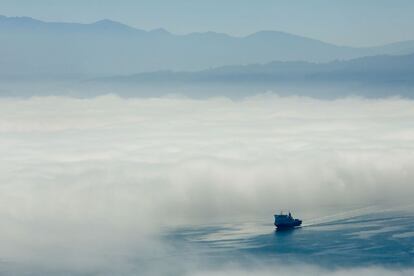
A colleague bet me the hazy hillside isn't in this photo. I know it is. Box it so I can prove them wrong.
[1,15,414,78]
[98,53,414,85]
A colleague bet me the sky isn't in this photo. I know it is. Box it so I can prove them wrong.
[1,0,414,47]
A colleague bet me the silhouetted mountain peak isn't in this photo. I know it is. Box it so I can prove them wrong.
[149,28,170,35]
[0,15,43,25]
[248,30,291,37]
[91,18,139,32]
[94,18,116,24]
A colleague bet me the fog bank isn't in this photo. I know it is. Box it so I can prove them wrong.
[0,94,413,273]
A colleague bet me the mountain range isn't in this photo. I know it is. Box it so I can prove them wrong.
[97,53,414,86]
[1,15,414,78]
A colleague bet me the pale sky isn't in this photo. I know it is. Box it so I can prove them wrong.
[1,0,414,47]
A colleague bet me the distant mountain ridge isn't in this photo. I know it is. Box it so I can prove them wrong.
[1,15,414,77]
[98,53,414,86]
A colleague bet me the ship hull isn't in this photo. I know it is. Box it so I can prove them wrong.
[275,219,302,229]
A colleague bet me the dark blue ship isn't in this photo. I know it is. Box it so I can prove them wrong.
[274,212,302,229]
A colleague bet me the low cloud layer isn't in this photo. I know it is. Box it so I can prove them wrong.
[0,94,413,274]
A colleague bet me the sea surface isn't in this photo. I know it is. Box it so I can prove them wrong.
[1,208,413,275]
[151,207,414,275]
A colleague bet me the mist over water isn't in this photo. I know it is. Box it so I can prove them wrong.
[1,92,414,275]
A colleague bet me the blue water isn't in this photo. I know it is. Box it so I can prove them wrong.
[4,209,412,275]
[164,209,414,271]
